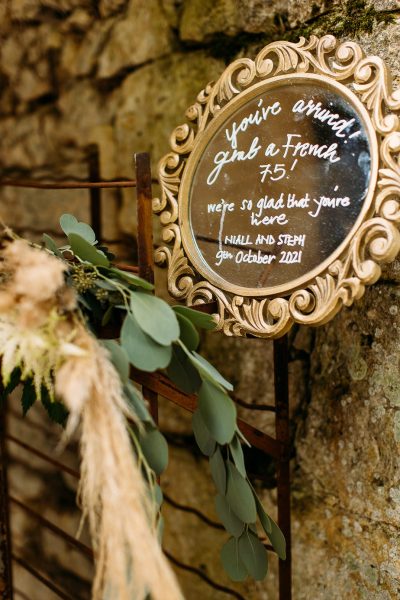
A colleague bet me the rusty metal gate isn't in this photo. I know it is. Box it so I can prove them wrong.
[0,149,292,600]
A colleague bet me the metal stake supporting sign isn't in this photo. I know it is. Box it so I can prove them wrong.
[274,336,291,599]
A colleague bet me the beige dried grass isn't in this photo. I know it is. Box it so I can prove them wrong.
[57,330,183,600]
[0,239,183,600]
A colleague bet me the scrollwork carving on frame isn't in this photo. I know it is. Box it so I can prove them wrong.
[154,35,400,338]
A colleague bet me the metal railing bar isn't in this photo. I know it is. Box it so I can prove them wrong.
[10,433,274,555]
[130,369,282,458]
[164,549,246,600]
[0,176,159,189]
[10,495,93,559]
[114,262,140,273]
[0,179,137,189]
[12,554,81,600]
[6,434,80,479]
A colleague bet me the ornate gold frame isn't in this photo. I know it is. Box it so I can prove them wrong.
[154,35,400,338]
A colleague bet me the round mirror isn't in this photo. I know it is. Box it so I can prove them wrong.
[180,75,377,296]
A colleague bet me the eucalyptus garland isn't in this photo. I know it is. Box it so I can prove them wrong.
[1,214,286,589]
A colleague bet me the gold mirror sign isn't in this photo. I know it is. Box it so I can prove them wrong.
[154,36,400,338]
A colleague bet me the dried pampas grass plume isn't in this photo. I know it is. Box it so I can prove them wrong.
[56,327,183,600]
[0,239,182,600]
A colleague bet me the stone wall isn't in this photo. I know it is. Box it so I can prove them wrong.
[1,1,400,598]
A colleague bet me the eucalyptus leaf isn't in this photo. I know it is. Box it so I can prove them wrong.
[220,537,247,582]
[238,530,268,580]
[225,462,257,523]
[154,484,163,509]
[110,268,154,291]
[68,233,109,267]
[185,350,233,392]
[139,427,168,475]
[95,279,119,291]
[97,245,115,261]
[176,313,199,351]
[198,380,236,445]
[42,234,62,257]
[173,305,216,330]
[102,340,129,383]
[121,313,172,372]
[249,522,258,535]
[166,345,202,395]
[255,496,272,535]
[192,410,216,457]
[60,213,96,244]
[230,435,246,478]
[267,516,286,560]
[209,447,226,495]
[236,427,251,448]
[101,304,113,327]
[130,292,179,346]
[215,494,245,538]
[124,381,153,424]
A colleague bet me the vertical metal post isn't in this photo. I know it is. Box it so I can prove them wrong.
[87,145,102,243]
[134,153,158,423]
[0,395,13,599]
[274,334,291,600]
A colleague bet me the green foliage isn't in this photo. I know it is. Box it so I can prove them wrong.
[229,434,246,478]
[215,494,244,537]
[110,267,154,290]
[121,313,172,372]
[266,515,286,560]
[26,213,286,584]
[68,233,109,267]
[60,214,97,244]
[172,305,216,330]
[210,447,226,495]
[166,346,202,394]
[176,313,200,351]
[255,495,272,535]
[185,349,234,392]
[138,426,169,476]
[102,340,130,383]
[221,537,247,582]
[130,292,179,346]
[124,381,153,424]
[192,410,216,456]
[43,234,62,257]
[198,380,236,445]
[225,461,257,524]
[238,530,268,580]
